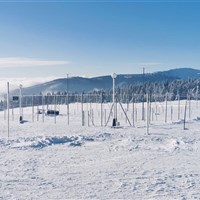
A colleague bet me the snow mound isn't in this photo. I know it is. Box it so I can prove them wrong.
[0,136,82,149]
[124,135,197,153]
[0,132,112,150]
[164,138,193,152]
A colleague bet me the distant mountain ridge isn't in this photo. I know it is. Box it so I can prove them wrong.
[14,68,200,95]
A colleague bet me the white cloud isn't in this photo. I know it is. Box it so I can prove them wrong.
[0,57,70,68]
[0,76,61,95]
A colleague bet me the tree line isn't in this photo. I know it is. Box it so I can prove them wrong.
[1,78,199,110]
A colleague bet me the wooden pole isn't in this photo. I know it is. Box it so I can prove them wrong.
[146,94,149,135]
[54,95,56,124]
[165,93,168,123]
[42,95,44,123]
[132,94,135,127]
[178,94,180,120]
[184,100,187,130]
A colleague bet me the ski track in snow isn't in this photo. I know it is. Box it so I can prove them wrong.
[0,103,200,199]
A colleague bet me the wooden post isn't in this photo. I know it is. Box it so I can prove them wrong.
[142,94,145,121]
[104,109,106,126]
[37,102,39,122]
[88,111,90,127]
[178,94,180,120]
[82,111,85,126]
[42,95,44,123]
[54,95,56,124]
[184,100,187,130]
[146,94,149,134]
[132,94,135,127]
[188,94,191,119]
[101,92,103,127]
[165,93,168,123]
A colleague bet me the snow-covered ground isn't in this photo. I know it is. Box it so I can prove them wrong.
[0,100,200,199]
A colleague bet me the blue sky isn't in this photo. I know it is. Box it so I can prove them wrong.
[1,1,200,78]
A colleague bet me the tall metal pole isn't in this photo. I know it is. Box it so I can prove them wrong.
[101,91,103,127]
[112,73,117,127]
[81,92,84,126]
[7,82,10,138]
[142,67,145,120]
[32,95,34,122]
[19,84,23,123]
[67,74,69,125]
[67,74,69,94]
[113,75,115,117]
[132,94,135,127]
[54,95,56,124]
[165,93,168,123]
[146,93,149,135]
[178,94,180,120]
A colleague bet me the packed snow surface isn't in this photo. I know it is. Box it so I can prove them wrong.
[0,101,200,199]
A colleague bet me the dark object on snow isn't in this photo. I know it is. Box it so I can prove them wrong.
[112,118,116,127]
[13,96,19,101]
[37,109,45,114]
[19,116,27,124]
[19,116,23,122]
[47,110,59,115]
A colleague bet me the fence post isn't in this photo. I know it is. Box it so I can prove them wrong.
[142,93,145,121]
[165,93,168,123]
[184,100,187,130]
[146,94,149,134]
[104,109,106,126]
[88,111,90,126]
[32,95,34,122]
[37,102,39,121]
[54,95,56,124]
[42,95,44,123]
[188,94,191,119]
[82,111,85,126]
[132,94,135,127]
[67,93,69,125]
[178,94,180,120]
